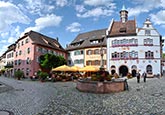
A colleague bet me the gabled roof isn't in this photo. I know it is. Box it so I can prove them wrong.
[66,29,107,51]
[18,31,66,52]
[108,20,136,37]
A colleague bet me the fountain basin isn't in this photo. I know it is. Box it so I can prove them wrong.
[76,79,127,93]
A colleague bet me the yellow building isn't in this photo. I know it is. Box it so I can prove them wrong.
[66,29,107,69]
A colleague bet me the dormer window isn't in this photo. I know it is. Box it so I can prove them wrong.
[145,30,150,35]
[147,24,149,27]
[119,27,126,33]
[90,40,99,44]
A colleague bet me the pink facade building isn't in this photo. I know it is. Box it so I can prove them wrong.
[14,30,67,78]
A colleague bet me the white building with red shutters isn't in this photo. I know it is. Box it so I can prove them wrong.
[106,5,163,77]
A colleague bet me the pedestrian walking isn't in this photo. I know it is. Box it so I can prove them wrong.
[136,71,141,83]
[142,71,147,82]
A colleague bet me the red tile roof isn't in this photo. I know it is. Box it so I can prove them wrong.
[66,29,107,51]
[108,20,136,37]
[18,31,66,52]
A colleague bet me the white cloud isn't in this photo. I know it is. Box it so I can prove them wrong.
[128,0,162,17]
[0,25,22,55]
[76,0,116,19]
[0,32,9,39]
[84,0,113,6]
[77,7,114,18]
[66,22,81,32]
[128,7,148,17]
[23,14,62,35]
[75,5,86,13]
[55,0,68,7]
[35,14,62,27]
[150,10,165,25]
[8,26,21,43]
[24,0,55,16]
[160,0,165,8]
[0,1,30,31]
[0,40,7,44]
[0,45,8,56]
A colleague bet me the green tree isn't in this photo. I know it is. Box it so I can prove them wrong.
[39,53,67,72]
[162,53,165,59]
[14,70,24,80]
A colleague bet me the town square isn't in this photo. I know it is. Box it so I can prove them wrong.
[0,0,165,115]
[0,75,164,115]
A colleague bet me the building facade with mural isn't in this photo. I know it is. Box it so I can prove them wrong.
[106,6,163,77]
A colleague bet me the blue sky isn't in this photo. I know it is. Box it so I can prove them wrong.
[0,0,165,55]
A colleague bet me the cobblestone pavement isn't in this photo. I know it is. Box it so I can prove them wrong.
[0,77,57,115]
[0,76,165,115]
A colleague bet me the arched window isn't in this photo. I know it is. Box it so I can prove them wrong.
[131,65,137,69]
[112,52,118,59]
[146,65,152,74]
[114,52,118,58]
[111,65,116,69]
[145,51,154,59]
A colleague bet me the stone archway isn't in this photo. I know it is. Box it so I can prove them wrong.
[132,69,136,77]
[110,65,116,75]
[119,65,128,77]
[111,70,116,75]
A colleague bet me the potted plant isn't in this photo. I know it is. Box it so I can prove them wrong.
[39,72,48,82]
[14,70,24,80]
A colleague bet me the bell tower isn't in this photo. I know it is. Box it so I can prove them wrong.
[120,5,128,23]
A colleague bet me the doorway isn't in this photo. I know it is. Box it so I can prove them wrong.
[111,70,116,75]
[119,65,128,77]
[132,69,136,77]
